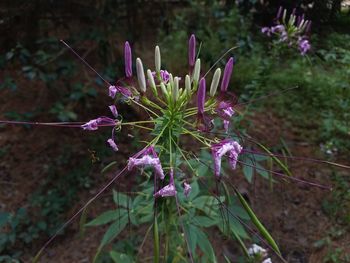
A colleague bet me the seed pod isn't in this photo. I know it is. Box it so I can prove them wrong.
[209,68,221,97]
[155,46,161,73]
[136,58,146,93]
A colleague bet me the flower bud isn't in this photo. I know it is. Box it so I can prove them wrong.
[276,6,283,20]
[147,69,157,96]
[169,73,174,89]
[193,59,201,85]
[155,46,161,73]
[124,41,132,78]
[282,9,287,22]
[209,68,221,97]
[221,57,234,92]
[136,58,146,93]
[185,74,191,94]
[160,82,168,99]
[197,78,206,114]
[188,34,196,67]
[173,77,179,101]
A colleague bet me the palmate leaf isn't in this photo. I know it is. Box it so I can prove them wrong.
[85,209,126,226]
[234,189,281,255]
[93,214,128,263]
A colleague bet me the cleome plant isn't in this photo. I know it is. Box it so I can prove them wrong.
[2,34,348,263]
[261,7,312,56]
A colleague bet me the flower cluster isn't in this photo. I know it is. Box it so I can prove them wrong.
[81,34,242,198]
[261,7,312,55]
[248,244,272,263]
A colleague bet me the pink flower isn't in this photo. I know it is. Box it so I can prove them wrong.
[211,139,242,177]
[109,85,132,99]
[128,146,165,179]
[154,168,176,198]
[81,117,116,131]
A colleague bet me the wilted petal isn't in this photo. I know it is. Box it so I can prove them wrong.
[154,168,176,198]
[107,138,118,151]
[211,139,242,177]
[183,182,191,198]
[128,150,165,179]
[109,85,117,98]
[81,119,99,130]
[109,105,118,118]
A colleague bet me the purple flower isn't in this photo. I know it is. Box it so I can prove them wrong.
[220,57,234,92]
[183,182,191,198]
[128,146,165,179]
[109,85,132,99]
[189,34,196,67]
[298,38,311,55]
[271,25,285,34]
[124,41,132,78]
[261,27,271,37]
[216,100,235,132]
[81,117,116,131]
[109,105,118,118]
[152,70,170,84]
[154,168,176,198]
[107,138,118,152]
[211,139,242,177]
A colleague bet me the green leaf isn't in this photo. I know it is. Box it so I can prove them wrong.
[184,223,197,254]
[100,215,128,247]
[193,216,217,227]
[110,251,133,263]
[113,190,130,208]
[86,210,124,226]
[0,212,9,228]
[235,190,281,255]
[195,226,216,262]
[243,158,254,183]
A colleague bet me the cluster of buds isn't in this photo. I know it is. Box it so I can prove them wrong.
[81,34,242,198]
[261,7,312,55]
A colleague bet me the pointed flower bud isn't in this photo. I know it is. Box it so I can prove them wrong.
[193,59,201,85]
[188,34,196,67]
[124,41,132,78]
[220,57,234,92]
[169,73,174,89]
[155,46,161,73]
[276,6,283,20]
[136,58,146,93]
[209,68,221,97]
[173,77,179,101]
[147,69,156,89]
[185,74,191,94]
[197,78,206,114]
